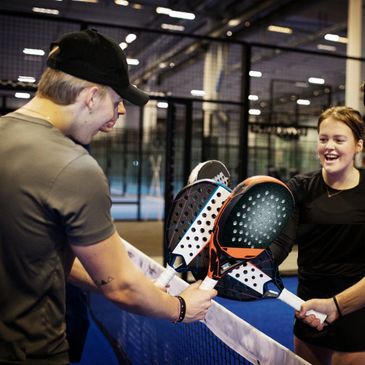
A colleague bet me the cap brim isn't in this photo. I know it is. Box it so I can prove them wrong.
[115,84,149,106]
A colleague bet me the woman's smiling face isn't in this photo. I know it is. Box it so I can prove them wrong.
[317,116,362,176]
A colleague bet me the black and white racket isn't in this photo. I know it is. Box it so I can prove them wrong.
[155,179,231,288]
[228,249,327,323]
[199,176,295,290]
[187,160,230,186]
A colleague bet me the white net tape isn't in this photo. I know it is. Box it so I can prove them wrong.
[121,238,310,365]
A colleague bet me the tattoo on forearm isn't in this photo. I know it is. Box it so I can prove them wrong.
[93,276,115,286]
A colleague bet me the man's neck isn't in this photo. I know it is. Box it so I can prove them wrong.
[19,96,74,133]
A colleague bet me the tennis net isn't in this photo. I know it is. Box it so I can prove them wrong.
[88,239,310,365]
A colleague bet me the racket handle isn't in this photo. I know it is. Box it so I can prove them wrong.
[155,265,177,288]
[199,276,218,290]
[277,288,327,324]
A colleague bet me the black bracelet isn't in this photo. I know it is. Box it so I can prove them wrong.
[174,295,186,323]
[333,296,342,317]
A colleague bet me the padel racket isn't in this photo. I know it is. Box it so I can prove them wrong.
[228,249,327,323]
[188,160,231,186]
[155,179,231,288]
[199,175,295,290]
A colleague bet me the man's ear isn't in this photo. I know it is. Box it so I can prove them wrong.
[80,86,99,112]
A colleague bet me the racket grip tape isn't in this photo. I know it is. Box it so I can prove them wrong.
[155,264,177,288]
[277,288,327,324]
[199,276,218,290]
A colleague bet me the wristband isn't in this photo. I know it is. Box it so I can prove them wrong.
[174,295,186,323]
[333,296,342,317]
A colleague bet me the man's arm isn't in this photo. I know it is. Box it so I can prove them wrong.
[297,276,365,330]
[70,231,217,323]
[68,257,99,292]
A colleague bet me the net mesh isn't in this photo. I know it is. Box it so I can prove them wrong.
[88,240,310,365]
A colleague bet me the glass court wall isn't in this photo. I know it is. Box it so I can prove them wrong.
[1,12,364,219]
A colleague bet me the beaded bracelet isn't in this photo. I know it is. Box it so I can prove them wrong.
[174,295,186,323]
[333,296,342,317]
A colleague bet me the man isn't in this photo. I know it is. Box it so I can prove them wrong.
[0,29,216,364]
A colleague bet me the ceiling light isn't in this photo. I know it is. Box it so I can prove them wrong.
[114,0,129,5]
[191,90,205,97]
[161,23,185,31]
[249,109,261,115]
[127,58,139,66]
[119,42,128,50]
[159,62,167,68]
[249,70,262,78]
[15,92,31,99]
[296,99,311,105]
[125,33,137,43]
[295,81,309,88]
[32,7,59,15]
[317,44,336,51]
[156,7,195,20]
[267,25,293,34]
[23,48,45,56]
[248,95,259,101]
[157,102,168,108]
[132,3,143,9]
[324,33,347,44]
[228,19,240,27]
[308,77,325,85]
[18,76,36,83]
[226,31,233,37]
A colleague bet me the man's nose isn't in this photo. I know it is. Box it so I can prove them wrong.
[118,102,126,116]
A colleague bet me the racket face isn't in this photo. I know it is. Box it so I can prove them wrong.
[165,179,230,268]
[217,180,294,253]
[215,249,283,300]
[224,249,284,299]
[187,160,230,186]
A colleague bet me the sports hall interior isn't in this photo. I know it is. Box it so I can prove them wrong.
[1,0,365,363]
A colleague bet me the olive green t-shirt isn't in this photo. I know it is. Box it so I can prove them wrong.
[0,112,115,364]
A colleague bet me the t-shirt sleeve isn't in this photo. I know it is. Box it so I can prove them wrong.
[46,154,116,245]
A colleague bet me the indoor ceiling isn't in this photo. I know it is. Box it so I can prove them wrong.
[0,0,349,48]
[0,0,355,116]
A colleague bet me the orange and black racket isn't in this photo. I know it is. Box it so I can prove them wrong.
[199,176,295,290]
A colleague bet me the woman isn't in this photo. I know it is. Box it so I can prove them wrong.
[270,106,365,365]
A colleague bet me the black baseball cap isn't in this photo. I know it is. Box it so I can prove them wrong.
[47,29,149,106]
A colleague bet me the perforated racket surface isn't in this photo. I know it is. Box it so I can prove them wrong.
[227,249,327,323]
[155,179,231,287]
[185,160,231,280]
[166,179,230,268]
[199,176,295,290]
[216,249,282,301]
[188,160,230,186]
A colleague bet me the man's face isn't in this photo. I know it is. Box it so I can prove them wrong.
[69,88,126,144]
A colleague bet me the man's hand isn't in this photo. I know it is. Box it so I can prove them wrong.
[178,281,217,323]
